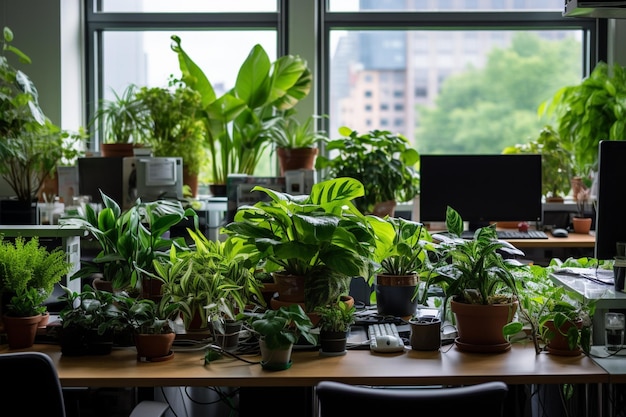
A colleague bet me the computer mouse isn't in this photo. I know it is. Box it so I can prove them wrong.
[552,228,569,238]
[372,335,405,353]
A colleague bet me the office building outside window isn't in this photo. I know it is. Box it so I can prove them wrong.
[87,0,599,185]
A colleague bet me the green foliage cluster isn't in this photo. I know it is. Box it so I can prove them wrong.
[314,298,356,333]
[221,177,377,311]
[316,127,420,214]
[7,287,47,317]
[134,82,207,175]
[0,26,85,202]
[416,32,581,154]
[247,304,317,350]
[540,61,626,176]
[60,191,197,292]
[425,206,525,306]
[171,37,312,184]
[58,284,124,336]
[0,235,71,296]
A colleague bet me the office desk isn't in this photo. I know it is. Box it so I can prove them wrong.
[0,343,608,388]
[506,232,595,249]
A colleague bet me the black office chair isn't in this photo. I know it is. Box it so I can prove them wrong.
[315,380,509,417]
[0,352,170,417]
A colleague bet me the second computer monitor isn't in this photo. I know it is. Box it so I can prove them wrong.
[419,154,542,231]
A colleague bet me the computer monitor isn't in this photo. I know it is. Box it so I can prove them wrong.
[594,140,626,260]
[419,154,542,231]
[135,157,184,202]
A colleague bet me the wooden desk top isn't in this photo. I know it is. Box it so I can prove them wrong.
[506,232,595,249]
[0,343,608,388]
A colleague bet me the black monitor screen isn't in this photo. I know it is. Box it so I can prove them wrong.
[419,154,542,230]
[595,140,626,260]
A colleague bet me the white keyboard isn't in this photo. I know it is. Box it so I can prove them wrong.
[368,323,405,353]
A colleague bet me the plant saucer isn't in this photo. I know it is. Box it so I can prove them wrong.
[454,338,511,353]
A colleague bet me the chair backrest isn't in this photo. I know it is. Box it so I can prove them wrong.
[316,380,508,417]
[0,351,66,417]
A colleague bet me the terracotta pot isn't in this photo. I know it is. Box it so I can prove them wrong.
[272,272,306,303]
[277,147,318,176]
[135,332,176,362]
[572,217,592,234]
[100,143,134,158]
[451,298,518,352]
[543,318,583,356]
[183,167,199,197]
[375,274,419,319]
[370,200,396,217]
[3,314,42,349]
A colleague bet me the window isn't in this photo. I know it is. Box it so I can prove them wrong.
[324,0,597,154]
[87,1,602,186]
[85,1,282,185]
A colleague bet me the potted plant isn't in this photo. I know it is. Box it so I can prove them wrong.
[2,287,48,349]
[221,177,378,312]
[502,125,574,202]
[316,127,420,216]
[171,37,312,191]
[369,216,439,318]
[268,111,328,175]
[90,83,148,157]
[59,190,197,294]
[57,284,125,356]
[426,206,526,353]
[145,228,263,333]
[133,82,207,196]
[314,297,356,356]
[246,304,317,370]
[115,295,181,362]
[0,235,72,348]
[0,27,85,223]
[540,61,626,179]
[572,188,592,234]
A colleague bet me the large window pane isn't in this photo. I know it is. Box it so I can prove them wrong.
[328,0,562,12]
[329,29,583,154]
[101,31,276,100]
[99,0,277,13]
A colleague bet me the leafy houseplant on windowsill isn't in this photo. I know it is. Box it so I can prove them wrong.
[90,84,148,157]
[540,61,626,179]
[316,127,420,216]
[0,26,86,221]
[572,188,592,234]
[171,37,313,191]
[268,111,329,176]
